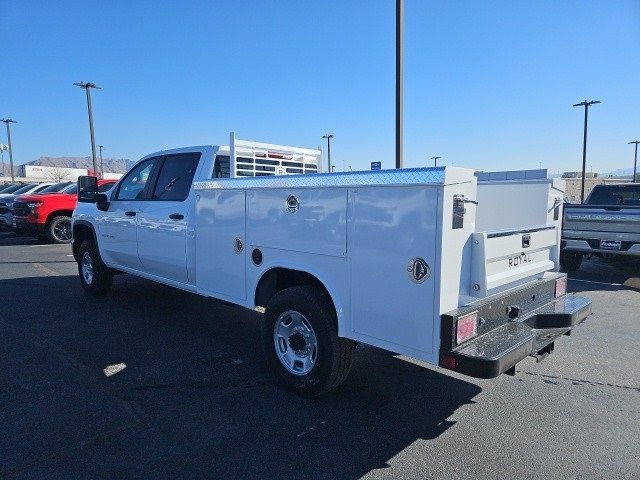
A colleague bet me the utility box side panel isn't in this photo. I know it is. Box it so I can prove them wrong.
[195,189,247,301]
[349,186,439,360]
[247,188,347,257]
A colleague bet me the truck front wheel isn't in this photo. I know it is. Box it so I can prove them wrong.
[560,251,583,272]
[77,240,112,295]
[262,285,355,396]
[46,215,73,244]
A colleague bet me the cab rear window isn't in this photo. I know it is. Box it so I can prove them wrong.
[586,185,640,206]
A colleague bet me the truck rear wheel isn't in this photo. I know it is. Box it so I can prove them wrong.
[77,240,112,295]
[560,251,583,272]
[46,215,73,244]
[262,285,355,396]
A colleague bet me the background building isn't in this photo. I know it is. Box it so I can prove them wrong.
[1,156,131,182]
[561,171,631,203]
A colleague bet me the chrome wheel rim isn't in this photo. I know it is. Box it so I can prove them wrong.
[53,219,72,242]
[81,251,94,285]
[273,310,318,376]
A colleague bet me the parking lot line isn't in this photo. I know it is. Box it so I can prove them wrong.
[33,262,63,277]
[570,278,622,287]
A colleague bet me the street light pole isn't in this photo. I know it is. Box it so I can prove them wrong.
[1,119,17,182]
[74,82,101,175]
[628,140,640,183]
[430,156,441,167]
[573,100,601,203]
[0,144,7,176]
[396,0,403,169]
[322,134,334,173]
[98,145,104,178]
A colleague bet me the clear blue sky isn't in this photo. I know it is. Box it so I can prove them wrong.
[1,0,639,173]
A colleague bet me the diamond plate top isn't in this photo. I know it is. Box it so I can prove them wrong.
[194,166,473,191]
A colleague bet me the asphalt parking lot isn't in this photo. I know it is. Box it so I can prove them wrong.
[1,231,639,480]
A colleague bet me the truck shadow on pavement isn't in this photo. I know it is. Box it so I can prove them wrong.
[0,232,46,246]
[567,256,640,294]
[1,274,481,479]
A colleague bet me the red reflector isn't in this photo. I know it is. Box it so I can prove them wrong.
[267,152,293,160]
[555,277,567,298]
[456,311,478,345]
[441,355,458,370]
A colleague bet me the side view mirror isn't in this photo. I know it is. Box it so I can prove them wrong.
[78,176,98,203]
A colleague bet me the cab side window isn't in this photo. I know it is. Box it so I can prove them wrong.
[114,157,157,200]
[213,155,230,178]
[151,153,201,201]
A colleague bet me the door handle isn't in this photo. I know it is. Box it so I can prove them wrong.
[169,213,184,220]
[125,211,136,217]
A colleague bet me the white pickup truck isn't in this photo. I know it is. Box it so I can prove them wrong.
[72,136,591,395]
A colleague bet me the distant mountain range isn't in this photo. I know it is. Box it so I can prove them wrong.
[1,156,133,175]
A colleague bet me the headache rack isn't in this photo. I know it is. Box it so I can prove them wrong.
[214,132,323,178]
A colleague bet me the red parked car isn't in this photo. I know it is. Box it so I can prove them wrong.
[13,179,117,243]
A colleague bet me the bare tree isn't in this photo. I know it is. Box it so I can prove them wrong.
[45,167,71,182]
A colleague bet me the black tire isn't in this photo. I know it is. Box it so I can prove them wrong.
[77,239,112,295]
[262,285,355,396]
[560,251,582,272]
[45,215,73,244]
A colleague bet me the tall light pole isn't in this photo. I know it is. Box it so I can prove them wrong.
[1,119,17,182]
[322,134,334,173]
[98,145,104,178]
[74,82,101,175]
[573,100,600,203]
[628,140,639,182]
[430,156,441,167]
[396,0,403,169]
[0,143,7,176]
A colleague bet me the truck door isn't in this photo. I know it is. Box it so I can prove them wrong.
[136,152,201,283]
[99,157,159,269]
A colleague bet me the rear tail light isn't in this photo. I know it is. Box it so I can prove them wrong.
[555,276,567,298]
[441,354,458,370]
[456,311,478,344]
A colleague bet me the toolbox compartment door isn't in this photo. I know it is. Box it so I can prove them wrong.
[470,227,556,297]
[196,189,247,301]
[247,188,347,257]
[349,186,438,356]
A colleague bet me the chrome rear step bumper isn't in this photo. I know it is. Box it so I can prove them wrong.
[440,277,592,379]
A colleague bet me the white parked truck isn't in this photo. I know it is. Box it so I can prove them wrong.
[72,136,591,395]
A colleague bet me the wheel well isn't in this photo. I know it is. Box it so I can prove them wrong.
[46,210,74,224]
[255,268,335,313]
[72,223,96,260]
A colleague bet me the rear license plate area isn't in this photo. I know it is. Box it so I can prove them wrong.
[600,240,621,250]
